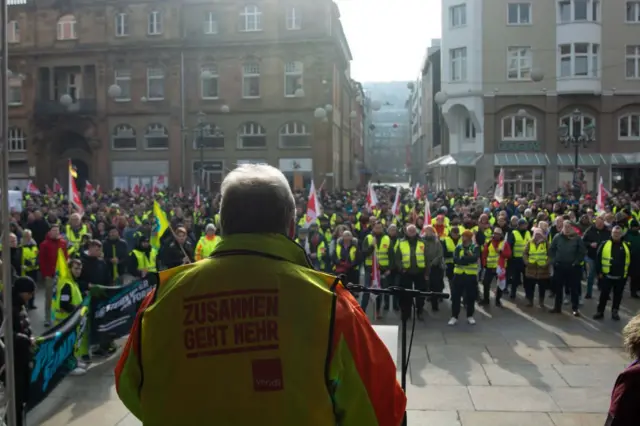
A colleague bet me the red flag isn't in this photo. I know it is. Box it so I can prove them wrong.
[68,160,84,216]
[195,186,201,209]
[178,186,184,198]
[53,178,62,193]
[132,183,141,195]
[304,180,321,227]
[85,180,95,196]
[26,180,40,195]
[597,175,605,212]
[153,175,165,194]
[413,183,422,200]
[391,186,401,217]
[96,184,102,195]
[473,181,478,199]
[366,182,378,213]
[422,197,432,235]
[45,184,53,197]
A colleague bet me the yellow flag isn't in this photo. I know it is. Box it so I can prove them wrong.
[55,247,70,280]
[151,201,169,250]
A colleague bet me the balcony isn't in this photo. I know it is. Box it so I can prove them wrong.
[34,99,97,117]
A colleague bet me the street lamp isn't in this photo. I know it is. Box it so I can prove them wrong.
[558,108,596,197]
[195,111,210,189]
[60,93,73,107]
[108,84,122,99]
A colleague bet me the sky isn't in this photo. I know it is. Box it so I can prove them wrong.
[336,0,442,83]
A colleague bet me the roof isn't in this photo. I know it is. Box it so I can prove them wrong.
[494,153,549,167]
[427,153,482,167]
[556,153,604,166]
[610,153,640,165]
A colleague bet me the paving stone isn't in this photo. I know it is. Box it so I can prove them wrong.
[486,343,564,365]
[38,400,129,426]
[554,331,623,348]
[410,360,490,386]
[406,384,475,410]
[552,364,623,388]
[459,411,555,426]
[427,345,494,364]
[406,410,461,426]
[443,331,509,346]
[468,386,561,412]
[548,387,611,413]
[547,413,608,426]
[549,348,628,365]
[482,364,569,388]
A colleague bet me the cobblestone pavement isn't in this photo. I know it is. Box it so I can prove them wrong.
[25,282,631,426]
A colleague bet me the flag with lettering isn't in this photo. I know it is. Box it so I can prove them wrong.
[366,182,378,213]
[26,180,40,195]
[494,168,505,202]
[473,181,478,199]
[391,185,401,218]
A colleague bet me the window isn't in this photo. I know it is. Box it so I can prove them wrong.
[558,0,599,23]
[286,7,301,30]
[57,15,77,40]
[194,124,225,149]
[114,70,131,101]
[507,3,531,24]
[626,45,640,79]
[558,43,599,77]
[279,122,310,148]
[200,65,219,99]
[148,11,163,35]
[112,124,137,150]
[449,4,466,27]
[502,115,536,140]
[559,114,595,138]
[115,13,128,37]
[240,5,262,32]
[203,12,218,34]
[146,68,164,100]
[627,1,640,22]
[8,77,22,106]
[619,114,640,139]
[464,118,476,139]
[242,62,260,98]
[8,127,26,152]
[284,61,303,97]
[145,123,169,149]
[450,47,467,82]
[7,20,19,43]
[238,122,267,149]
[507,46,532,80]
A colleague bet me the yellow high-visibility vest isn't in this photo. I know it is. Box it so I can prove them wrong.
[133,249,157,273]
[601,240,630,277]
[512,230,531,258]
[486,241,505,269]
[527,241,548,266]
[398,240,426,269]
[453,245,478,275]
[365,235,391,267]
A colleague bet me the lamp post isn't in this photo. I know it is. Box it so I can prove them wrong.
[558,108,596,197]
[195,111,209,189]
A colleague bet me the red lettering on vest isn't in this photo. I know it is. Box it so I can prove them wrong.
[252,359,283,392]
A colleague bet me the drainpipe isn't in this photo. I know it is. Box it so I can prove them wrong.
[180,51,186,187]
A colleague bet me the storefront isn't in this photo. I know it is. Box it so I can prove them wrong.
[426,153,482,191]
[611,153,640,192]
[556,153,603,192]
[192,160,224,192]
[112,160,169,191]
[279,158,312,190]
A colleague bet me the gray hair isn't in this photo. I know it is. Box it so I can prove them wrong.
[219,164,295,236]
[23,229,32,237]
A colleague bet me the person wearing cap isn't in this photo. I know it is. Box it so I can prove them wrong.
[506,218,531,300]
[129,236,157,277]
[625,219,640,298]
[523,228,551,308]
[449,229,480,325]
[195,224,219,261]
[481,227,511,307]
[594,226,630,321]
[395,224,429,320]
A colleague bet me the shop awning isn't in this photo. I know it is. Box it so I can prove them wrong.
[427,153,482,167]
[610,153,640,165]
[494,153,549,166]
[556,153,604,166]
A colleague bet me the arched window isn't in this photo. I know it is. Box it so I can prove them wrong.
[239,5,262,32]
[501,115,536,140]
[559,112,596,138]
[145,123,169,149]
[8,127,26,152]
[618,114,640,140]
[279,121,310,148]
[237,122,266,149]
[57,15,77,40]
[194,123,225,149]
[111,124,137,150]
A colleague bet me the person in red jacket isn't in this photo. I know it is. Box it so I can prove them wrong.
[38,224,68,327]
[607,313,640,425]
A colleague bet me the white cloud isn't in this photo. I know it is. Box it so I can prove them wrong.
[336,0,442,82]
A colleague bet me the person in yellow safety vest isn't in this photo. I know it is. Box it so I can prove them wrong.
[332,229,361,284]
[480,227,511,307]
[129,236,158,278]
[522,228,551,308]
[443,227,461,283]
[361,221,392,318]
[449,229,480,326]
[20,229,39,310]
[114,163,406,426]
[65,213,89,257]
[594,226,631,321]
[308,229,329,272]
[386,224,401,311]
[54,258,89,375]
[394,224,428,321]
[505,218,531,300]
[195,224,219,261]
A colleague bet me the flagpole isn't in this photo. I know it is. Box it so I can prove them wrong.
[1,0,18,420]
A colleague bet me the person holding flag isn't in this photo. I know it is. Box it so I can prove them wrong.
[361,220,393,317]
[38,224,67,327]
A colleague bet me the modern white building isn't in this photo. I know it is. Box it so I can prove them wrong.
[429,0,640,194]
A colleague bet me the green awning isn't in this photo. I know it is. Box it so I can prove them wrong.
[494,153,549,166]
[556,153,604,166]
[610,153,640,165]
[427,153,482,167]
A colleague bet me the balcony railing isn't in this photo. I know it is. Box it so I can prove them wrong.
[34,99,97,116]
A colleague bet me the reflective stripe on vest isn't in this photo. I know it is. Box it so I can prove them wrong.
[512,231,531,258]
[21,245,39,273]
[453,245,478,275]
[366,235,391,267]
[336,244,356,262]
[528,241,548,266]
[398,240,426,269]
[601,240,630,277]
[444,237,457,263]
[53,278,83,324]
[66,224,88,246]
[197,237,218,260]
[133,249,157,273]
[486,241,504,269]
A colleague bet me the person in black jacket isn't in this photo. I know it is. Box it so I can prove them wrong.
[594,226,630,321]
[102,225,129,284]
[582,216,610,298]
[158,227,194,269]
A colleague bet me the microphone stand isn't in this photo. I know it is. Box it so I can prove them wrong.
[346,284,450,426]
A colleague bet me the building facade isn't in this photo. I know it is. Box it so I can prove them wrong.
[8,0,359,191]
[432,0,640,195]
